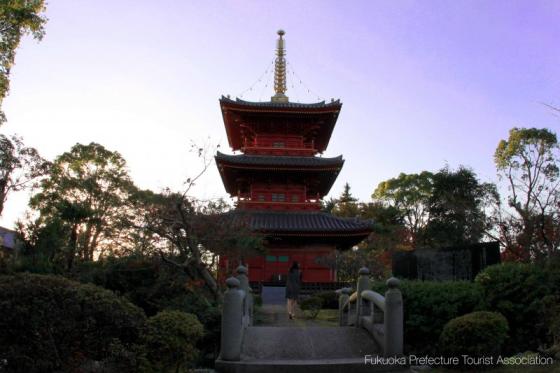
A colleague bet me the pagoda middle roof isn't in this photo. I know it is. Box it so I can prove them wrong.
[215,152,344,169]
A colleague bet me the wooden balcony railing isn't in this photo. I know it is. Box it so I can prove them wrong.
[236,200,321,210]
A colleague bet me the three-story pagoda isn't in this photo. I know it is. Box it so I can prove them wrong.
[216,30,372,284]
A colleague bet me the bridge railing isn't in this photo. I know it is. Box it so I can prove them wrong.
[219,265,254,361]
[338,267,403,357]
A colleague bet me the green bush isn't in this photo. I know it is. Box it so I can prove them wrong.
[141,310,204,372]
[253,294,263,307]
[475,263,550,353]
[0,273,146,372]
[314,291,339,309]
[300,296,323,319]
[77,256,221,367]
[439,311,509,365]
[371,280,484,355]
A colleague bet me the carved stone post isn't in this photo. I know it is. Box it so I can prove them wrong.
[338,287,351,326]
[384,277,403,356]
[236,265,253,326]
[356,267,370,327]
[220,277,245,361]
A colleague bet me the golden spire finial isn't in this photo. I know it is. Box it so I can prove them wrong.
[271,29,289,103]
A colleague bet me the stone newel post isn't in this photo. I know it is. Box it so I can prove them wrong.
[384,277,403,356]
[356,267,371,327]
[220,277,244,361]
[236,265,253,326]
[338,287,351,326]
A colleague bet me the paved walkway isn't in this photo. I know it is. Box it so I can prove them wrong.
[257,286,334,327]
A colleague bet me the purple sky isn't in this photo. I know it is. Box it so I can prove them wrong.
[1,0,559,226]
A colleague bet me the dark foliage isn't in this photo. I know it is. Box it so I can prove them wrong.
[73,255,222,367]
[0,273,146,372]
[371,280,484,355]
[475,263,553,353]
[423,166,497,247]
[439,311,509,367]
[142,310,204,372]
[314,290,339,309]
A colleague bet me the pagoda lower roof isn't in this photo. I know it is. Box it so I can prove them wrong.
[233,210,373,236]
[215,152,344,169]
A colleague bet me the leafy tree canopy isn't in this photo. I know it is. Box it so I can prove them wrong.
[24,142,136,267]
[0,133,49,216]
[330,182,360,217]
[493,127,560,261]
[373,171,434,245]
[0,0,47,124]
[424,166,498,247]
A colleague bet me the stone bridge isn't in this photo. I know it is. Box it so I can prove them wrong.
[215,266,407,373]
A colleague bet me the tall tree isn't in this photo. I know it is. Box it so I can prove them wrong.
[494,127,560,261]
[423,166,498,247]
[0,2,48,217]
[372,171,434,246]
[132,190,262,298]
[0,134,48,216]
[125,141,263,299]
[0,0,47,124]
[331,182,360,217]
[358,201,407,252]
[26,142,136,267]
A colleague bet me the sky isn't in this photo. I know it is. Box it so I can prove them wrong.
[1,0,559,227]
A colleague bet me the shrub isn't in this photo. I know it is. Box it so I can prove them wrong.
[0,273,146,372]
[314,291,339,309]
[475,263,550,353]
[371,280,484,355]
[253,294,263,307]
[300,296,323,319]
[439,311,509,365]
[141,310,204,372]
[543,295,560,351]
[77,256,221,367]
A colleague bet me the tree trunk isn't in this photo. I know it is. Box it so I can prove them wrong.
[67,223,78,270]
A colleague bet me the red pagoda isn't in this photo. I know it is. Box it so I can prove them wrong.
[216,30,372,284]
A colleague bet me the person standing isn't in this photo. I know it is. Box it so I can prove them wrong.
[285,261,301,319]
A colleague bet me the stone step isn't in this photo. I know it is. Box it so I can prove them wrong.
[241,326,379,360]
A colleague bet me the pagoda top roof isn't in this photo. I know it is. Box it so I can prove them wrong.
[233,210,373,235]
[215,152,344,169]
[220,96,342,111]
[219,96,342,153]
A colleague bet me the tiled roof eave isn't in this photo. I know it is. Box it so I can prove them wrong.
[215,152,344,169]
[257,230,372,237]
[233,210,374,234]
[217,164,343,172]
[219,96,342,112]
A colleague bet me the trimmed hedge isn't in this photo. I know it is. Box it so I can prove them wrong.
[0,273,146,372]
[475,263,551,353]
[440,311,509,365]
[371,280,484,354]
[142,310,204,372]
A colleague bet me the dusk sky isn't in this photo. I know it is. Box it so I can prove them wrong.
[1,0,559,227]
